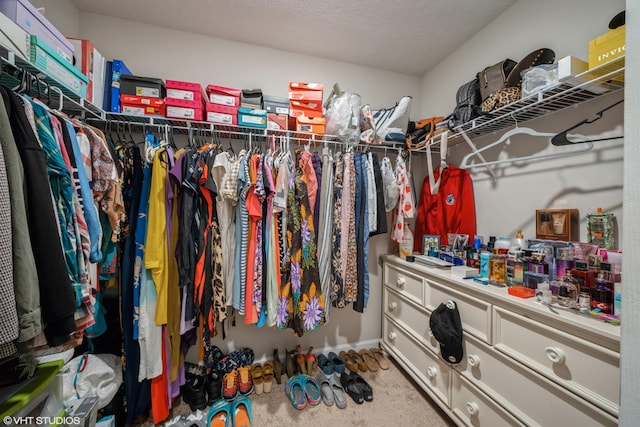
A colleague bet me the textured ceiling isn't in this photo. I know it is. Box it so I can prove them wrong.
[69,0,516,76]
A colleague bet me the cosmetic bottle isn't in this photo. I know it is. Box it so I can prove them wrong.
[489,250,507,286]
[480,250,491,278]
[512,229,527,251]
[529,252,549,274]
[578,292,591,314]
[558,272,579,309]
[506,250,524,287]
[591,273,613,314]
[521,250,534,272]
[535,281,552,305]
[555,247,575,278]
[570,260,595,293]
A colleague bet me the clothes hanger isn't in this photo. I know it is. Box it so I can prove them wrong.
[551,99,624,146]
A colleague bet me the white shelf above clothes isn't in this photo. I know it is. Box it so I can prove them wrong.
[423,56,625,178]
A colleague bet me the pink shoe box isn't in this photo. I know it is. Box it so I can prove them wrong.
[206,102,238,125]
[166,79,206,109]
[166,97,204,121]
[206,84,241,107]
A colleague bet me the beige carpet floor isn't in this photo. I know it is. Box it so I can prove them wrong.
[140,356,456,426]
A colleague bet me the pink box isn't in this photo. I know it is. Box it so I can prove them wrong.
[166,79,206,108]
[206,102,237,125]
[206,85,241,107]
[166,98,204,121]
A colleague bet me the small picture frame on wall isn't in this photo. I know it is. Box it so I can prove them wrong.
[422,235,440,255]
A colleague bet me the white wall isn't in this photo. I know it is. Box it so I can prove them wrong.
[68,11,421,360]
[417,0,625,247]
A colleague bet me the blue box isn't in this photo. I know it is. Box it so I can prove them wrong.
[110,59,132,113]
[102,60,112,111]
[28,35,88,98]
[238,106,267,128]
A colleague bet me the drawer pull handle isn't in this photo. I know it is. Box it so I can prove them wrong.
[388,301,397,311]
[426,367,437,379]
[467,354,480,368]
[396,277,406,288]
[388,331,396,340]
[545,347,566,364]
[466,401,480,416]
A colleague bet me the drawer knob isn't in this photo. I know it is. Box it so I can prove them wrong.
[466,401,480,416]
[396,277,406,288]
[545,347,566,364]
[388,331,396,340]
[467,354,480,368]
[426,367,437,379]
[388,301,397,311]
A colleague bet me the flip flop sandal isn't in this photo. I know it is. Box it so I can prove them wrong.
[350,371,373,402]
[284,376,307,410]
[301,375,322,406]
[262,361,274,393]
[206,399,230,427]
[231,395,253,427]
[316,372,334,406]
[370,348,390,370]
[338,350,358,373]
[339,372,364,404]
[328,352,345,374]
[348,349,368,372]
[359,349,378,372]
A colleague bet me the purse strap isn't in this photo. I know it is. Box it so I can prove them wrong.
[427,131,448,195]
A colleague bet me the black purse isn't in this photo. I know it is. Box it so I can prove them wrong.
[447,77,482,130]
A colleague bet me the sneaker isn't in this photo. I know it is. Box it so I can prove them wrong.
[237,365,254,395]
[206,369,222,405]
[187,374,207,411]
[222,369,239,401]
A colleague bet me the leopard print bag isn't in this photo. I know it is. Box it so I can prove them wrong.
[481,86,521,113]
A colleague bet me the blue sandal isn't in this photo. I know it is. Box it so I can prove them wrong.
[231,395,252,427]
[206,399,230,427]
[285,376,307,410]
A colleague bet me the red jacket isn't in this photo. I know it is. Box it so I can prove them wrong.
[413,165,476,251]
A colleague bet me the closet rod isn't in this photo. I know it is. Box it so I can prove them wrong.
[0,57,65,110]
[91,117,409,153]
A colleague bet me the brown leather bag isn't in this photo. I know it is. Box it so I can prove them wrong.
[478,59,517,102]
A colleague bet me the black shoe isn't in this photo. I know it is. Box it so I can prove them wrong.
[187,374,207,412]
[182,370,196,406]
[206,369,222,405]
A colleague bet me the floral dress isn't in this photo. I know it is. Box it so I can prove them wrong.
[277,151,325,335]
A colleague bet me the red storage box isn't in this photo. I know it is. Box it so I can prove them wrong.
[166,79,206,109]
[165,98,204,121]
[206,102,238,125]
[206,84,241,107]
[120,94,165,116]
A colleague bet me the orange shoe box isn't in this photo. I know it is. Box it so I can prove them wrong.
[296,116,326,134]
[289,100,323,118]
[120,94,165,116]
[267,113,288,131]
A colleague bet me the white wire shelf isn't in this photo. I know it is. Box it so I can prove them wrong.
[442,56,625,145]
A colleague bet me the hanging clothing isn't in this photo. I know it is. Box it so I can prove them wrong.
[370,152,388,236]
[413,165,477,249]
[316,146,334,321]
[343,153,357,303]
[330,152,345,309]
[391,154,415,243]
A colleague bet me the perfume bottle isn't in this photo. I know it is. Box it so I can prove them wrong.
[480,250,491,278]
[489,250,506,286]
[558,272,579,308]
[555,247,575,278]
[570,260,596,293]
[521,249,534,272]
[512,229,527,251]
[590,273,613,314]
[506,251,524,286]
[529,253,549,274]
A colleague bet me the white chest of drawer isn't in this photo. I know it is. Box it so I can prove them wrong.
[384,263,424,306]
[492,306,620,416]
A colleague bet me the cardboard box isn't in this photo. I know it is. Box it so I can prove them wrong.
[166,98,204,121]
[589,25,625,70]
[238,106,267,128]
[241,89,263,109]
[120,74,166,99]
[166,79,206,108]
[110,59,133,113]
[267,113,288,131]
[0,0,74,63]
[120,94,165,116]
[296,115,326,134]
[28,35,88,98]
[92,49,106,108]
[289,82,324,92]
[263,95,289,115]
[0,10,31,60]
[289,100,323,118]
[68,38,94,101]
[206,102,237,125]
[206,84,241,107]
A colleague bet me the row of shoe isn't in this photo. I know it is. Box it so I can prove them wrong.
[183,368,222,412]
[271,345,317,381]
[207,396,252,427]
[339,348,389,372]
